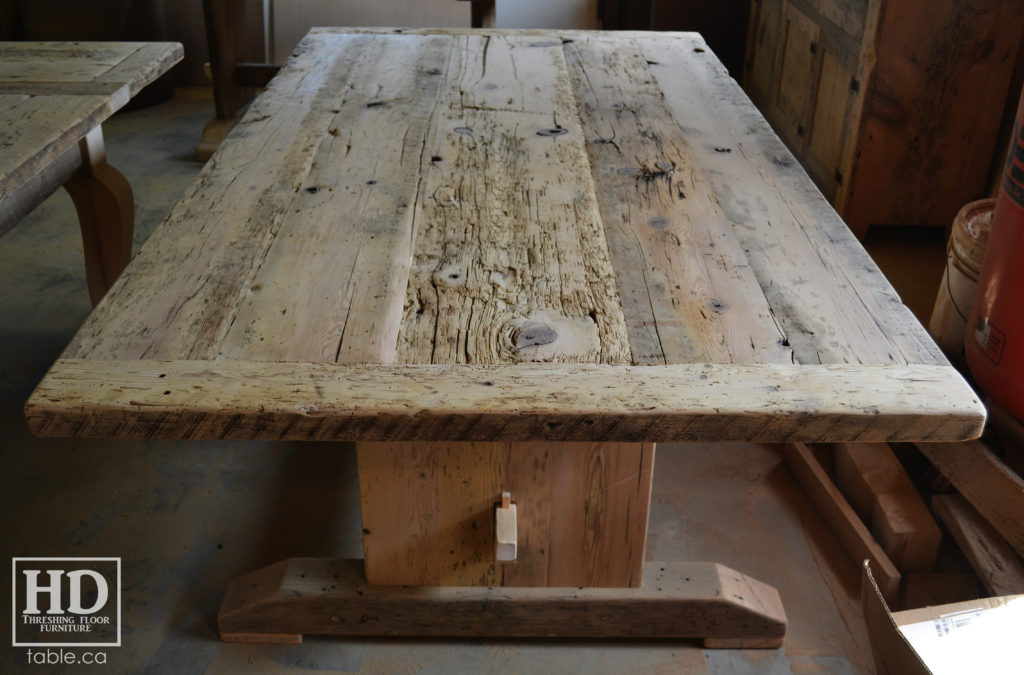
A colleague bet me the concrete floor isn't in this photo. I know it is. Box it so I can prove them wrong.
[0,88,950,673]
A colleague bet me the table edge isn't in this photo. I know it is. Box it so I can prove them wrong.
[25,359,986,443]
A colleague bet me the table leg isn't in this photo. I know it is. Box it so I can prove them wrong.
[357,441,654,587]
[217,440,787,646]
[63,126,133,306]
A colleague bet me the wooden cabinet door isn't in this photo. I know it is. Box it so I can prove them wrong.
[745,0,784,102]
[773,1,821,153]
[805,48,857,200]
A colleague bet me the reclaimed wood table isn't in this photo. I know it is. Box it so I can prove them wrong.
[26,28,985,647]
[0,41,183,305]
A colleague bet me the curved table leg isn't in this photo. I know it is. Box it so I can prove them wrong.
[63,126,134,306]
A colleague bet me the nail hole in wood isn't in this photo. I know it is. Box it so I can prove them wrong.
[305,186,320,193]
[367,180,376,185]
[537,127,567,136]
[694,47,705,53]
[454,126,473,135]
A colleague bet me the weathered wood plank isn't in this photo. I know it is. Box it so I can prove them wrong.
[638,34,946,367]
[0,46,135,82]
[564,37,791,366]
[0,137,81,236]
[63,34,411,360]
[219,34,449,363]
[833,442,941,572]
[395,34,631,366]
[25,359,984,442]
[0,41,144,63]
[218,558,786,645]
[916,440,1024,559]
[0,43,181,97]
[784,443,901,601]
[92,42,185,97]
[0,94,127,196]
[932,493,1024,597]
[0,41,180,202]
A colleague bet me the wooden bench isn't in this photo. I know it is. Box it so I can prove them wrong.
[25,29,985,646]
[0,41,182,305]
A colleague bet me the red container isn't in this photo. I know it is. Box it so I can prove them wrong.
[965,87,1024,421]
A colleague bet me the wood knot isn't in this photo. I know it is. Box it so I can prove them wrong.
[500,311,600,362]
[453,126,474,135]
[512,322,558,349]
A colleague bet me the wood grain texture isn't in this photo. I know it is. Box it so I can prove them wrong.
[26,31,981,447]
[0,42,182,198]
[931,493,1024,597]
[0,94,125,197]
[784,443,901,601]
[637,34,945,367]
[395,34,630,366]
[221,34,450,363]
[915,440,1024,559]
[871,491,940,574]
[565,37,791,366]
[833,442,941,572]
[843,0,1024,232]
[66,33,436,361]
[356,441,653,587]
[742,0,1024,235]
[0,138,80,236]
[25,359,984,442]
[218,558,786,644]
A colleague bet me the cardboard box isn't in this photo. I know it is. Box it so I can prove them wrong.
[862,561,1024,674]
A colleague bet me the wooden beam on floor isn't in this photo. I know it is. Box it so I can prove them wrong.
[915,440,1024,559]
[932,492,1024,596]
[834,442,941,572]
[784,443,901,601]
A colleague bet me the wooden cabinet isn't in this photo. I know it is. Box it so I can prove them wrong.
[744,0,1024,237]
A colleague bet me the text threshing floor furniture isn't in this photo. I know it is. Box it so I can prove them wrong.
[0,41,183,305]
[25,29,985,647]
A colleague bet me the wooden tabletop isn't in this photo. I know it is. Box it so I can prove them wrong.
[26,29,985,443]
[0,42,183,201]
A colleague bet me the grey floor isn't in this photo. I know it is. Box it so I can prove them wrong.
[1,89,881,673]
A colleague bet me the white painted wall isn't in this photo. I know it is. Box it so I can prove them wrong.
[269,0,471,62]
[270,0,601,62]
[496,0,600,29]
